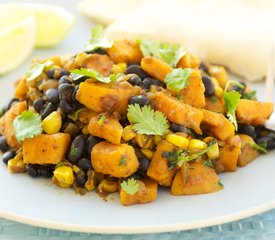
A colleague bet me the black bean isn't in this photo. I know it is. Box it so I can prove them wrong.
[33,98,45,113]
[67,135,86,164]
[171,123,190,134]
[76,171,87,187]
[255,126,263,138]
[59,99,74,114]
[26,164,39,177]
[47,68,69,80]
[0,136,9,153]
[2,150,16,164]
[266,132,275,140]
[231,82,246,95]
[139,78,151,90]
[72,85,79,102]
[41,103,56,119]
[126,65,147,79]
[77,158,91,172]
[129,95,150,106]
[202,76,215,97]
[138,158,150,174]
[85,48,107,55]
[237,124,256,139]
[40,165,54,178]
[59,76,72,85]
[128,75,142,86]
[87,135,100,154]
[69,73,88,84]
[58,83,75,101]
[62,122,79,137]
[59,69,70,78]
[199,62,209,73]
[256,136,275,150]
[145,77,163,87]
[45,88,60,105]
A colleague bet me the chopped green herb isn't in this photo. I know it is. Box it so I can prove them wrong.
[0,109,3,118]
[13,111,42,142]
[97,114,106,125]
[242,90,257,100]
[137,38,161,58]
[86,25,113,51]
[127,104,169,136]
[26,60,53,81]
[119,157,127,166]
[70,68,120,83]
[68,108,85,121]
[204,159,213,168]
[209,96,218,103]
[120,178,140,195]
[218,180,224,187]
[164,68,191,93]
[249,141,267,154]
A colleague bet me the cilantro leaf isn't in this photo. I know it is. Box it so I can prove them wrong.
[137,38,161,58]
[164,68,191,93]
[204,159,213,168]
[26,60,53,81]
[13,111,42,142]
[242,90,257,100]
[249,141,267,154]
[120,178,140,195]
[127,104,169,136]
[86,25,113,51]
[70,68,119,83]
[224,90,241,131]
[218,180,224,187]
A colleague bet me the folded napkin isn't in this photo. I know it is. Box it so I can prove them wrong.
[79,0,275,81]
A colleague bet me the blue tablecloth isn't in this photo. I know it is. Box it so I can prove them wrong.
[1,209,275,240]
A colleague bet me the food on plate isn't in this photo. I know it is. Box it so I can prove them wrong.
[0,26,274,206]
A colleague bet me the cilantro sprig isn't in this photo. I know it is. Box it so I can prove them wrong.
[13,111,42,142]
[70,68,120,83]
[164,68,192,93]
[26,60,53,81]
[120,178,140,195]
[249,141,267,154]
[127,104,169,136]
[86,25,113,51]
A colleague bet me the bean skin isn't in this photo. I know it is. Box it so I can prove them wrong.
[129,95,150,106]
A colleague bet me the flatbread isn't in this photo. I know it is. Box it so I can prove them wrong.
[105,0,275,81]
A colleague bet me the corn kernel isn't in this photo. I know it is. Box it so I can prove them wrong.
[98,179,118,193]
[8,157,25,173]
[122,125,136,141]
[42,111,62,134]
[188,139,207,153]
[203,137,219,160]
[135,134,154,149]
[154,135,162,145]
[141,148,154,159]
[112,62,127,74]
[214,86,224,98]
[211,77,220,87]
[81,125,89,135]
[53,166,74,188]
[166,134,189,149]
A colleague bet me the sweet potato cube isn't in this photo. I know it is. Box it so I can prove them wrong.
[76,81,141,115]
[219,135,241,172]
[14,78,28,100]
[107,39,143,64]
[120,177,158,205]
[171,161,223,195]
[237,134,259,167]
[0,101,27,149]
[236,99,274,126]
[208,66,228,88]
[180,70,205,108]
[22,133,71,164]
[91,141,139,178]
[150,92,203,134]
[141,56,172,82]
[176,52,201,69]
[202,109,235,141]
[147,140,177,186]
[88,113,123,145]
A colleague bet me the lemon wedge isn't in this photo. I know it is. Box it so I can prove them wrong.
[0,3,74,47]
[0,16,35,75]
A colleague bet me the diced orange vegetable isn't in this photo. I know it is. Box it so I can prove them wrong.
[22,133,71,164]
[180,70,205,108]
[176,52,200,69]
[91,141,139,178]
[236,99,274,125]
[0,101,27,149]
[208,65,228,88]
[88,113,123,145]
[171,161,223,195]
[76,81,141,115]
[147,140,177,186]
[205,96,226,114]
[107,39,143,64]
[150,91,203,134]
[141,56,172,82]
[14,78,28,100]
[120,177,158,205]
[201,109,235,141]
[219,135,241,172]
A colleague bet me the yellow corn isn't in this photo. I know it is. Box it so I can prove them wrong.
[122,125,136,141]
[166,134,189,149]
[53,166,74,188]
[81,125,89,135]
[98,179,118,193]
[154,135,162,145]
[135,134,154,149]
[214,86,224,98]
[8,152,25,173]
[141,148,154,160]
[188,139,207,153]
[42,111,62,134]
[211,77,220,87]
[112,62,127,74]
[203,137,219,160]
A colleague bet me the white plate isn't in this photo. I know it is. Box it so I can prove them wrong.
[0,0,275,234]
